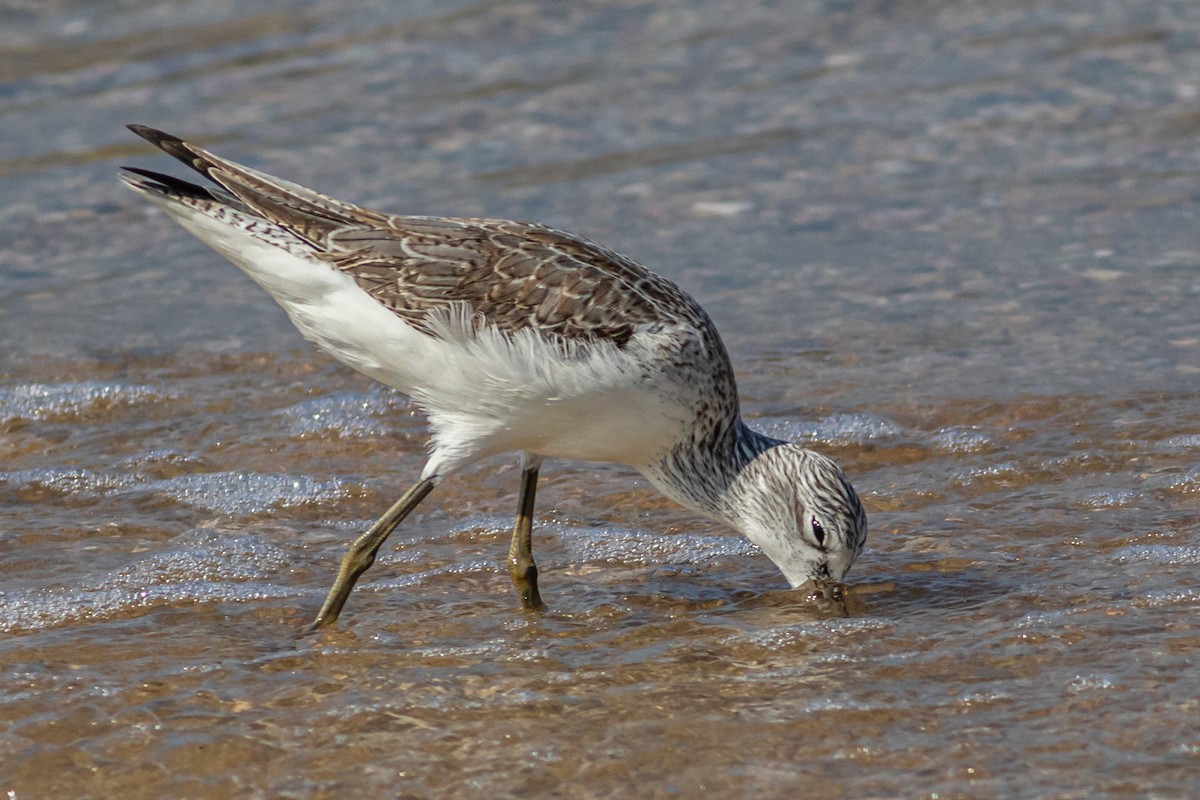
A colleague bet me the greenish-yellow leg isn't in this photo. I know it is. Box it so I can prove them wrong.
[508,462,545,610]
[304,477,436,633]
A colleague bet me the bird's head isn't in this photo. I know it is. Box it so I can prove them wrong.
[726,444,867,592]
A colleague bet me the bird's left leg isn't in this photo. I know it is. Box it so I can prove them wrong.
[508,453,546,610]
[304,476,436,633]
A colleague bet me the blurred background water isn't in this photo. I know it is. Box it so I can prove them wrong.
[1,1,1198,797]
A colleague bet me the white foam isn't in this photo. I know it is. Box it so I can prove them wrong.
[0,466,131,495]
[932,425,993,452]
[148,471,355,515]
[552,523,759,565]
[1065,673,1118,693]
[0,380,167,421]
[0,528,296,633]
[1137,587,1200,607]
[1111,544,1200,566]
[757,412,905,444]
[281,389,412,437]
[1157,434,1200,450]
[2,462,356,516]
[730,616,892,649]
[1081,489,1139,508]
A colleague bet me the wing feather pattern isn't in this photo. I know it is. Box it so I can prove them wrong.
[125,125,704,348]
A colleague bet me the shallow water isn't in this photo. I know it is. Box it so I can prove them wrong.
[2,1,1199,797]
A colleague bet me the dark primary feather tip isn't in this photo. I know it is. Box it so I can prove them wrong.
[127,123,175,144]
[118,166,212,197]
[126,123,199,163]
[120,165,164,179]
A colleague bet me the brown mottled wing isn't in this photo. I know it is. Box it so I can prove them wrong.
[325,218,700,346]
[127,124,700,347]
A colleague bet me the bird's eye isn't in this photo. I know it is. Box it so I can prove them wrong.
[811,517,826,546]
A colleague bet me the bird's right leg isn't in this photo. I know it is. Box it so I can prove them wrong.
[304,477,436,633]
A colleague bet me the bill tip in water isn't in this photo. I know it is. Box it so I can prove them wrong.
[800,578,847,603]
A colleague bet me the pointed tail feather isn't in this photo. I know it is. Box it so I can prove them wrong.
[126,125,224,183]
[124,124,383,249]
